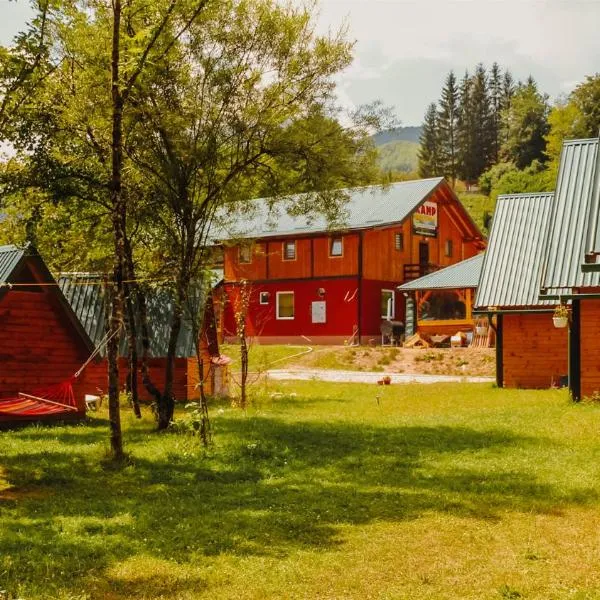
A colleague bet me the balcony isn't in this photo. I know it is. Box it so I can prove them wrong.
[403,263,439,282]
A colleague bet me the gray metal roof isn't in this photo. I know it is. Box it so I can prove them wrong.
[398,253,484,291]
[475,193,558,310]
[217,178,448,240]
[0,244,26,284]
[59,274,201,358]
[583,136,600,270]
[540,138,600,295]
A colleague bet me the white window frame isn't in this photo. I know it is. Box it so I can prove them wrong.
[395,232,404,251]
[329,236,343,257]
[276,291,295,320]
[259,291,270,305]
[381,289,395,320]
[282,240,296,261]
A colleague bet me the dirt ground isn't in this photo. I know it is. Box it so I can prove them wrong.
[288,346,496,377]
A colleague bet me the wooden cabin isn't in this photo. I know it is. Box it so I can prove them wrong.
[539,137,600,399]
[398,253,484,341]
[0,245,94,418]
[217,179,485,345]
[59,274,228,401]
[475,193,568,389]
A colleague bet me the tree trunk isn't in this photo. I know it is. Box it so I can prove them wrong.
[108,0,124,459]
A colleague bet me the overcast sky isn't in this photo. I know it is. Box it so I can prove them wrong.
[2,0,599,126]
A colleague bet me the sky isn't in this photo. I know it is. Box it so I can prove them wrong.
[1,0,599,126]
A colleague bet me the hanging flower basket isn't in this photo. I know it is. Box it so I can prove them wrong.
[553,305,569,328]
[553,316,568,328]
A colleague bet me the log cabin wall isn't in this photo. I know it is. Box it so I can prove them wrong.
[579,299,600,398]
[0,289,87,406]
[502,312,568,388]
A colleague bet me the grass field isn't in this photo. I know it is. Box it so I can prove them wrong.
[2,382,600,599]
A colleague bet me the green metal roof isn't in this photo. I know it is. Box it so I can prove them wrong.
[217,178,466,240]
[59,274,204,358]
[583,135,600,270]
[0,244,27,285]
[398,253,484,291]
[540,138,600,296]
[475,193,559,310]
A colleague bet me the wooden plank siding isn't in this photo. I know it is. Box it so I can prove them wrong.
[0,290,87,408]
[580,299,600,398]
[502,313,568,388]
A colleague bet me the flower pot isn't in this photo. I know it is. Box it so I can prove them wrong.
[553,316,568,328]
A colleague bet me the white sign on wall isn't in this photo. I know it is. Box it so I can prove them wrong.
[413,201,438,236]
[311,301,326,323]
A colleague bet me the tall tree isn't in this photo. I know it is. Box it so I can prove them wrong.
[501,78,550,169]
[456,70,476,183]
[438,71,459,187]
[418,102,441,178]
[488,62,503,163]
[468,63,493,179]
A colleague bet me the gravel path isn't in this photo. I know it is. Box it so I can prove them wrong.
[266,368,494,384]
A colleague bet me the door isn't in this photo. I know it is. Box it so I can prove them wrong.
[419,242,429,275]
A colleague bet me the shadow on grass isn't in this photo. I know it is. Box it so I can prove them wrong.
[0,414,597,598]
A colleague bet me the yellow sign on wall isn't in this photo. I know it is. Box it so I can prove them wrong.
[413,201,438,236]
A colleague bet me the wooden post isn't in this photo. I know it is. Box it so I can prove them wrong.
[495,313,503,388]
[569,299,581,401]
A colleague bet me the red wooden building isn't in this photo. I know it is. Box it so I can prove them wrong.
[0,244,95,420]
[217,179,485,344]
[474,193,568,389]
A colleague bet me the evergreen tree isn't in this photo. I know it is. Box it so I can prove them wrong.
[456,70,475,183]
[438,71,459,187]
[489,62,503,162]
[418,103,442,177]
[501,78,550,168]
[469,63,494,179]
[501,71,515,111]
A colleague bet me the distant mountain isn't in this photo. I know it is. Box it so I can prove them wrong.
[376,140,420,174]
[372,126,423,146]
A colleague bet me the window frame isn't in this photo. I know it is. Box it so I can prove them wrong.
[445,239,453,258]
[238,243,252,264]
[380,289,395,320]
[329,236,343,257]
[259,291,270,305]
[276,291,295,320]
[394,231,404,251]
[282,240,296,261]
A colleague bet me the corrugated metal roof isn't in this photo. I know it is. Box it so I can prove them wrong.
[398,253,484,291]
[540,138,600,294]
[583,136,600,269]
[59,274,202,358]
[216,178,447,240]
[475,193,558,309]
[0,244,26,284]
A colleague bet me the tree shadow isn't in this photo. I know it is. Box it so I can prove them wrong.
[0,415,597,598]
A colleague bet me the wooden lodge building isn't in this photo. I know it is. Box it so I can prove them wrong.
[474,193,568,389]
[0,244,95,416]
[538,137,600,399]
[398,252,484,340]
[59,274,227,401]
[217,178,485,344]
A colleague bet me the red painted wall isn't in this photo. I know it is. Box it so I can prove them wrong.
[359,279,405,339]
[0,289,87,412]
[580,300,600,398]
[222,278,360,343]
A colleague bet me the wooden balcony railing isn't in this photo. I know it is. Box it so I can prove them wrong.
[403,263,439,282]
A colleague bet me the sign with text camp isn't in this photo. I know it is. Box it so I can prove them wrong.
[412,201,438,237]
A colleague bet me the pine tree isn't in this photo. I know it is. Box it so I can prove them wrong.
[489,62,502,163]
[456,70,476,184]
[418,103,442,178]
[469,64,493,179]
[438,71,459,187]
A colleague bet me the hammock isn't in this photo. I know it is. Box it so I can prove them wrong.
[0,378,78,420]
[0,325,120,422]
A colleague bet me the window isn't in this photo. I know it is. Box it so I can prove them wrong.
[418,291,466,321]
[395,232,404,251]
[259,291,270,305]
[238,244,252,264]
[445,239,453,258]
[283,240,296,261]
[380,289,395,319]
[330,237,343,257]
[276,291,294,319]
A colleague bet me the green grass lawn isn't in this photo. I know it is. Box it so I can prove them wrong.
[2,382,600,599]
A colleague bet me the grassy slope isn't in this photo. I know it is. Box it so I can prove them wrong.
[376,139,420,173]
[457,191,497,234]
[2,383,600,599]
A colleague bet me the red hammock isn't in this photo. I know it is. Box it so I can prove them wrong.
[0,378,79,421]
